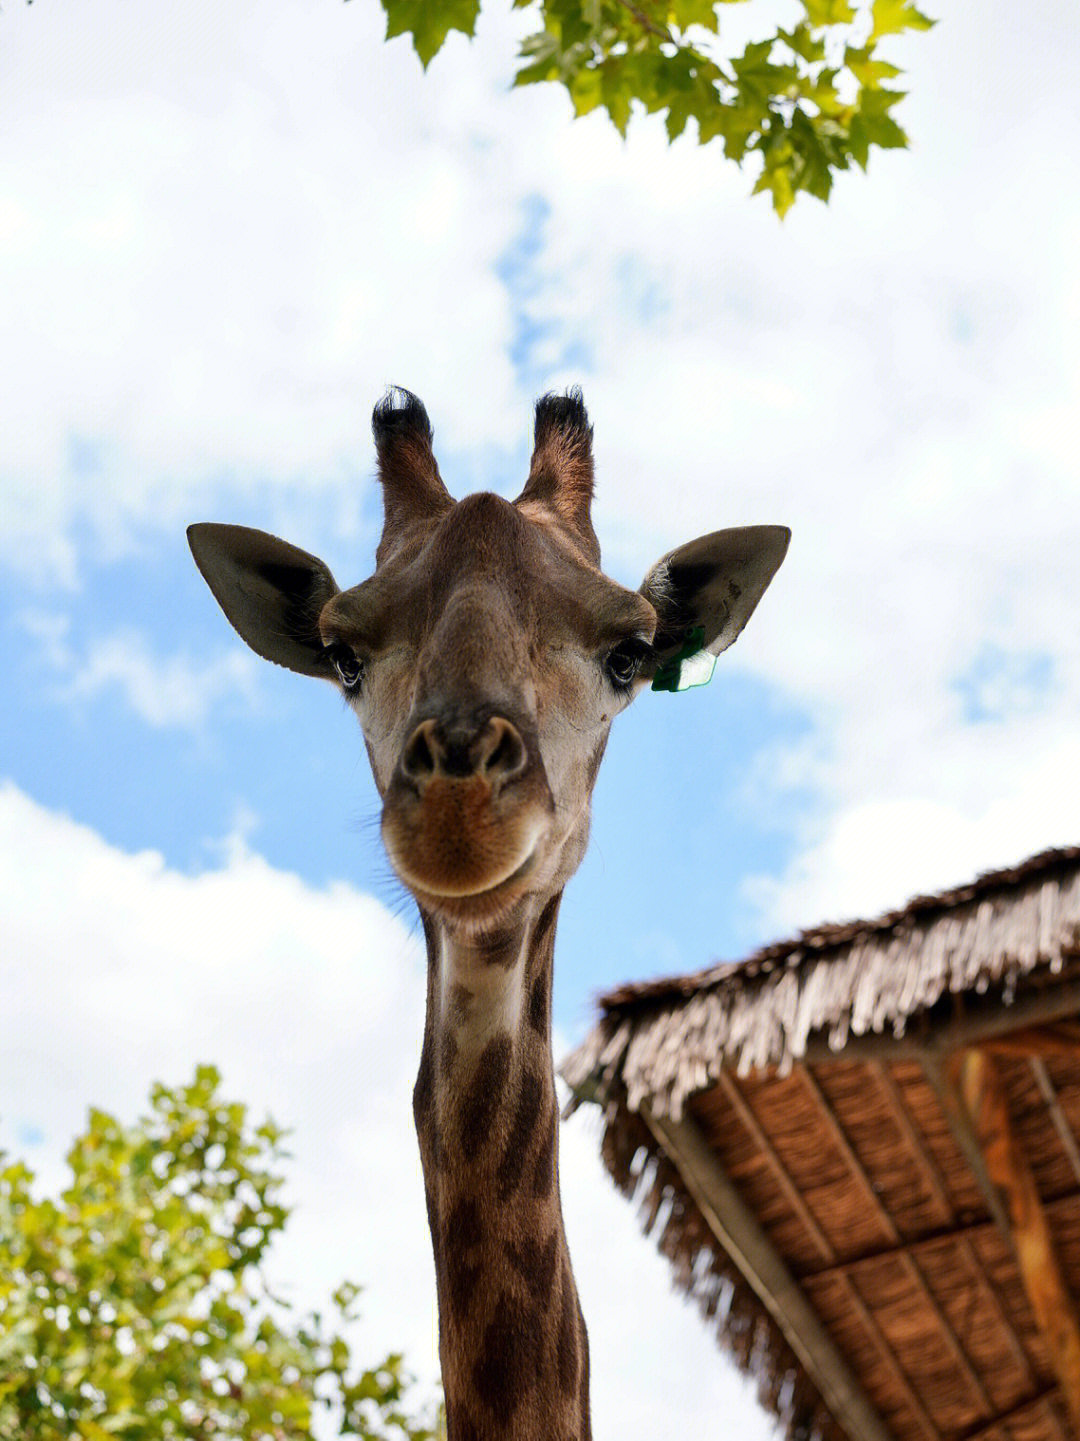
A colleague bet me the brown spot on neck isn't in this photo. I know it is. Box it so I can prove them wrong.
[459,1035,512,1162]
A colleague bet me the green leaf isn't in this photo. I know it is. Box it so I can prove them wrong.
[801,0,855,25]
[843,43,902,87]
[778,24,826,64]
[870,0,935,40]
[799,66,841,116]
[602,64,633,136]
[753,160,795,217]
[665,95,692,140]
[569,66,603,116]
[752,122,797,216]
[857,84,909,148]
[382,0,481,68]
[513,32,560,87]
[790,111,833,200]
[668,0,720,34]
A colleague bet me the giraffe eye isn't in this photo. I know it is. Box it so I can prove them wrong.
[324,641,365,690]
[603,638,649,690]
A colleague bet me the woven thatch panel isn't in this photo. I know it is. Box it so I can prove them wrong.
[1051,1199,1080,1289]
[796,1270,920,1437]
[908,1236,1031,1412]
[1047,1052,1080,1132]
[688,1082,826,1269]
[967,1225,1049,1379]
[886,1064,992,1224]
[851,1259,982,1434]
[997,1055,1080,1200]
[807,1063,945,1241]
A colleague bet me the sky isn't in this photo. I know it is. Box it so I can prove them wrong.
[1,0,1078,1435]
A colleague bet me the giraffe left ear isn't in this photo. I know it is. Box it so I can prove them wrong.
[640,525,791,663]
[188,523,341,678]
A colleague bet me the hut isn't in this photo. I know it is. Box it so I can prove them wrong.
[563,846,1080,1441]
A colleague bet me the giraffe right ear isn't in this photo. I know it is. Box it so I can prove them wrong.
[639,524,791,663]
[187,523,340,679]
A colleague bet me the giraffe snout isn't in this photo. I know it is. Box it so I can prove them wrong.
[382,707,554,915]
[401,715,528,793]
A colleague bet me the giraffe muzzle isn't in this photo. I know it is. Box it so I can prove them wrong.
[382,710,554,911]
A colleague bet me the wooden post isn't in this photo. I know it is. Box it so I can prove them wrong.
[957,1047,1080,1432]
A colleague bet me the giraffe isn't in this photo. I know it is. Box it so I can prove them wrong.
[188,388,789,1441]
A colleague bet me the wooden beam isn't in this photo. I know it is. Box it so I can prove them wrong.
[920,1054,1013,1239]
[1029,1057,1080,1187]
[956,1387,1060,1441]
[640,1103,897,1441]
[977,1021,1080,1058]
[957,1047,1080,1433]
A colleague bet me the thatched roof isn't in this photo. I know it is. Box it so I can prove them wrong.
[565,846,1080,1117]
[562,847,1080,1441]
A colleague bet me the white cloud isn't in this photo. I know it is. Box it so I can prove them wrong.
[1,0,535,583]
[20,611,262,729]
[744,726,1080,933]
[0,783,772,1439]
[5,0,1074,584]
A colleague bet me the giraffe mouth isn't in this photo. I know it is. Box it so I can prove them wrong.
[401,843,541,909]
[389,826,543,902]
[381,773,554,918]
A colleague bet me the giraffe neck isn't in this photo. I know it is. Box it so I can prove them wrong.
[413,895,591,1441]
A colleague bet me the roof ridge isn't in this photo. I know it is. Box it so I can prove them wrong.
[599,843,1080,1014]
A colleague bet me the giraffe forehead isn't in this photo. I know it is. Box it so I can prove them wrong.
[322,490,654,652]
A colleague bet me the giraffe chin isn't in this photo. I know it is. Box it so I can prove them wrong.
[398,850,543,931]
[382,809,550,929]
[382,771,553,919]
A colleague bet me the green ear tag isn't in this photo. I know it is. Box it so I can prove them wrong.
[651,625,717,693]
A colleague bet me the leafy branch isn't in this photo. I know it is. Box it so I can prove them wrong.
[0,1066,442,1440]
[376,0,935,214]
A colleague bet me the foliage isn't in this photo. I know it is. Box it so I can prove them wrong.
[374,0,935,215]
[0,1066,441,1441]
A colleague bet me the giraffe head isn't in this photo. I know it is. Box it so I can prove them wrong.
[188,388,788,934]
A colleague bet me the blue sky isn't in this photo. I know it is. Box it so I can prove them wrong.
[2,0,1079,1435]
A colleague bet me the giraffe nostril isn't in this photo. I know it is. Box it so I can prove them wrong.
[474,717,527,786]
[401,719,441,783]
[400,714,529,790]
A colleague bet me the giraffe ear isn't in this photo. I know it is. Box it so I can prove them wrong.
[640,525,790,662]
[187,523,340,679]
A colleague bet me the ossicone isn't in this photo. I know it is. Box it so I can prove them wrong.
[372,386,434,447]
[372,386,452,563]
[516,387,599,563]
